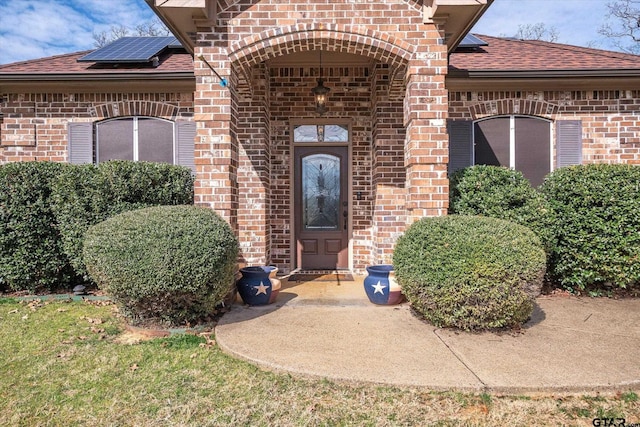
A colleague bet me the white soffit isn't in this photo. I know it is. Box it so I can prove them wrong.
[424,0,493,52]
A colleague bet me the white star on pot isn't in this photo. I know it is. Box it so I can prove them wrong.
[372,280,387,295]
[253,282,270,295]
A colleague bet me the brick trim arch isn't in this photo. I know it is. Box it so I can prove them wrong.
[91,101,180,120]
[470,99,559,120]
[229,23,413,93]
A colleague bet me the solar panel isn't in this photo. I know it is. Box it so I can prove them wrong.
[78,36,181,63]
[458,34,488,48]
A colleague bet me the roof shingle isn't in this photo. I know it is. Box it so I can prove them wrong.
[450,34,640,72]
[0,50,193,74]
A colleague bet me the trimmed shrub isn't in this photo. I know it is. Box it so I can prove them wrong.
[0,162,78,293]
[393,215,546,331]
[83,205,238,326]
[541,164,640,292]
[51,161,194,280]
[449,165,556,254]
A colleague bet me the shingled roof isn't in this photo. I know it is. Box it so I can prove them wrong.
[2,35,639,81]
[449,34,640,77]
[0,50,193,76]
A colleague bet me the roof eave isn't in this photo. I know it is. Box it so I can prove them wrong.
[425,0,494,54]
[0,72,196,93]
[446,71,640,91]
[0,72,195,81]
[145,0,211,55]
[449,68,640,79]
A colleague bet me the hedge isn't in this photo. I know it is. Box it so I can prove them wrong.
[83,205,239,326]
[51,161,194,280]
[393,215,546,331]
[449,165,556,254]
[0,162,77,293]
[541,164,640,292]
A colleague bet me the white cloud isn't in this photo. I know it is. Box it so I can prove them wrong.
[0,0,630,65]
[0,0,158,64]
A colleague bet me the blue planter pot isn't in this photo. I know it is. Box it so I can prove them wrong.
[364,264,404,305]
[237,266,281,306]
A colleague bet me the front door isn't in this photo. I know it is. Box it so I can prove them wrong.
[294,146,349,269]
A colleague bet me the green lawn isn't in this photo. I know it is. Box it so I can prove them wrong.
[0,297,638,426]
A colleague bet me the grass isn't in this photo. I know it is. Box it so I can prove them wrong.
[0,298,638,426]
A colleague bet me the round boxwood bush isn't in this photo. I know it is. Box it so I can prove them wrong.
[541,164,640,292]
[393,215,546,331]
[449,165,556,254]
[83,205,238,326]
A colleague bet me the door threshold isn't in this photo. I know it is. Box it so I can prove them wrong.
[287,269,354,282]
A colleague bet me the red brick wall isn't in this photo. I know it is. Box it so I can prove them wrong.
[237,64,271,266]
[267,65,375,270]
[0,93,194,163]
[372,65,407,265]
[448,90,640,165]
[194,0,448,271]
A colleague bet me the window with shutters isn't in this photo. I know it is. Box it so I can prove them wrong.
[67,118,195,172]
[448,116,571,187]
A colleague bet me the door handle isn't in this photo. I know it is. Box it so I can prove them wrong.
[343,210,348,230]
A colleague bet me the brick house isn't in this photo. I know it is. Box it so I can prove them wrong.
[1,0,639,274]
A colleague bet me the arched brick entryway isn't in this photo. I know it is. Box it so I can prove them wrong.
[193,10,450,272]
[228,24,411,98]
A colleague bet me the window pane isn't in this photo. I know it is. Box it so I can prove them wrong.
[474,118,510,167]
[138,118,174,163]
[302,153,340,230]
[294,124,348,143]
[97,119,133,162]
[515,117,550,187]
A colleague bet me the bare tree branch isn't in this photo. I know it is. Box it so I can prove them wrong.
[515,23,559,42]
[134,19,171,37]
[92,19,170,48]
[599,0,640,54]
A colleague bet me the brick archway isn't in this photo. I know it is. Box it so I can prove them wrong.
[470,99,559,121]
[228,23,412,94]
[92,101,180,120]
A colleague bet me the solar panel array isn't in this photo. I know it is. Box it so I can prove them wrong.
[458,34,488,48]
[78,36,182,63]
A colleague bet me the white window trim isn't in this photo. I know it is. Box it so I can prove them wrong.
[132,117,139,162]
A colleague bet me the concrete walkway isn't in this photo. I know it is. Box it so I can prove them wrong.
[215,277,640,394]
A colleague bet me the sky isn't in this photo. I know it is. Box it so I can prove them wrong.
[0,0,631,65]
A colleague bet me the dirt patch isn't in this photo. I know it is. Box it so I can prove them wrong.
[115,328,169,345]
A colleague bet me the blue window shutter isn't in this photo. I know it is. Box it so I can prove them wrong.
[447,120,473,175]
[175,121,196,173]
[67,122,93,164]
[556,120,582,168]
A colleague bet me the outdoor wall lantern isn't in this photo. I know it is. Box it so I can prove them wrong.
[312,50,330,115]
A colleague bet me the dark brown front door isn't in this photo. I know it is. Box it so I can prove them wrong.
[294,146,349,270]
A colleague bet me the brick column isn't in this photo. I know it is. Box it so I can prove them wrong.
[237,64,271,266]
[403,39,449,222]
[194,48,238,233]
[371,66,407,264]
